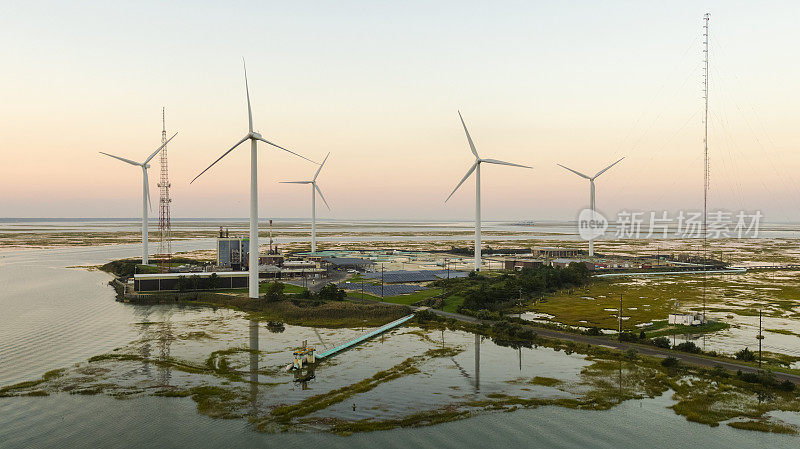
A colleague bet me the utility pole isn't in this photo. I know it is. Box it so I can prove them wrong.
[381,263,384,301]
[757,309,764,368]
[618,294,623,341]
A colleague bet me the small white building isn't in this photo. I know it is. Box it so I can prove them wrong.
[668,313,703,326]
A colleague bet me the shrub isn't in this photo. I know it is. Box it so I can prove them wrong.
[661,356,679,368]
[674,341,701,354]
[710,364,729,378]
[625,348,638,360]
[639,330,647,340]
[651,337,671,349]
[316,283,346,301]
[618,332,638,343]
[738,371,760,384]
[779,380,796,392]
[583,327,602,336]
[263,282,285,302]
[735,347,756,362]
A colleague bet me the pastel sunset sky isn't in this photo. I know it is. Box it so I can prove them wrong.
[1,1,799,221]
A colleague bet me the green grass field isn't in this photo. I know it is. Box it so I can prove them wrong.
[533,272,800,330]
[344,287,443,306]
[215,282,306,295]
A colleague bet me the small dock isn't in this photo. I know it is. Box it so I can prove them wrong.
[316,314,415,360]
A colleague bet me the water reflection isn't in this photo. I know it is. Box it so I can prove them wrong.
[132,306,173,385]
[249,319,259,414]
[474,333,481,392]
[157,318,173,386]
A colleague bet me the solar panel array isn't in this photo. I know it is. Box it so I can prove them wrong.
[362,269,469,283]
[337,282,426,296]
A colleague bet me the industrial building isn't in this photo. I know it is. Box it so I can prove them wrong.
[533,247,582,259]
[259,255,284,266]
[217,235,249,270]
[321,256,376,271]
[134,271,249,292]
[550,258,583,268]
[504,259,544,270]
[668,313,703,326]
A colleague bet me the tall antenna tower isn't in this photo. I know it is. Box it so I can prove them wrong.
[157,107,172,271]
[701,13,710,322]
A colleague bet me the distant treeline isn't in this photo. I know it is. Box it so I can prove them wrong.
[440,246,533,256]
[100,257,206,278]
[434,263,590,312]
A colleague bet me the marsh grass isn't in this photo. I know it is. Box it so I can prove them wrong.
[267,356,423,423]
[728,419,798,434]
[330,410,471,435]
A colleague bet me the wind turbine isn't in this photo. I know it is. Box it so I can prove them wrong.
[191,60,315,299]
[557,157,624,257]
[280,152,330,255]
[445,112,532,271]
[99,132,178,265]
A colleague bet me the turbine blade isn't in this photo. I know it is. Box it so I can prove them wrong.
[244,58,253,133]
[144,132,178,164]
[593,157,625,179]
[279,181,312,184]
[190,135,249,184]
[458,111,479,158]
[557,163,591,179]
[99,152,141,166]
[481,158,532,169]
[314,183,330,210]
[255,137,316,163]
[445,160,479,203]
[313,152,330,181]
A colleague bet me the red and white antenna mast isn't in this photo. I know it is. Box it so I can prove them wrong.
[702,13,710,322]
[157,107,172,271]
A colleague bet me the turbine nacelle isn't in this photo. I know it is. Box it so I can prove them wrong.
[445,112,531,203]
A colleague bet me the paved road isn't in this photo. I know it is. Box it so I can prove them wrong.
[285,271,348,293]
[424,308,800,385]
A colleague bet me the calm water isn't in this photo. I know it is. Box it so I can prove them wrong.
[3,218,800,241]
[2,244,800,447]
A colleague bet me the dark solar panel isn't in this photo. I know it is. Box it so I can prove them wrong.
[337,282,426,296]
[362,269,469,283]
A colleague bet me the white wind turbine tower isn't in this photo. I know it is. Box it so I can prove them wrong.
[191,60,315,299]
[100,132,178,265]
[446,112,532,271]
[280,153,330,255]
[557,157,624,257]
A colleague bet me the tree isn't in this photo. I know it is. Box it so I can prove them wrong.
[263,282,285,302]
[176,275,189,292]
[207,273,220,290]
[639,330,647,340]
[317,283,346,301]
